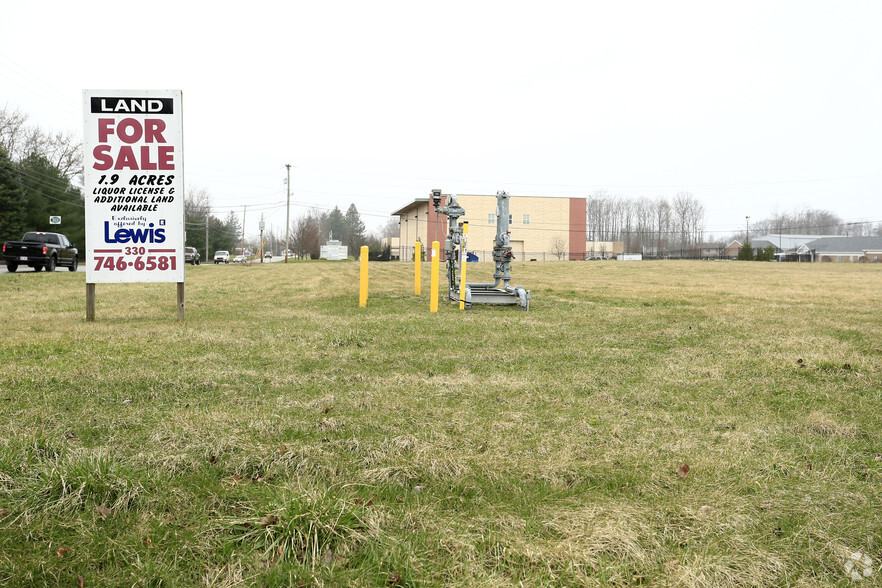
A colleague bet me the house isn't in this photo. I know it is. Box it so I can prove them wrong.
[392,193,587,261]
[750,235,882,262]
[808,236,882,263]
[721,240,743,259]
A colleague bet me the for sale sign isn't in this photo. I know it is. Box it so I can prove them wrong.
[83,90,184,283]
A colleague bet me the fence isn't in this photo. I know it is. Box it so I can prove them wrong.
[395,247,737,262]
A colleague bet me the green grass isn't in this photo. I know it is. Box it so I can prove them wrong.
[0,260,880,586]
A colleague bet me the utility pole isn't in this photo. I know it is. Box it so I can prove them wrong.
[204,210,209,260]
[241,205,247,257]
[260,214,265,263]
[285,164,291,263]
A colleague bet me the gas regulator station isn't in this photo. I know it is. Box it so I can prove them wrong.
[431,189,530,311]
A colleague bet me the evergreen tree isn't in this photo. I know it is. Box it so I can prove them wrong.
[756,245,776,261]
[344,203,366,250]
[15,153,86,248]
[737,240,754,261]
[223,210,242,252]
[323,206,346,244]
[0,146,27,240]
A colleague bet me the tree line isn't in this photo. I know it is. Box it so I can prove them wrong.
[0,107,85,247]
[746,209,879,237]
[5,104,877,260]
[185,186,397,260]
[587,190,880,255]
[587,191,706,255]
[0,106,393,260]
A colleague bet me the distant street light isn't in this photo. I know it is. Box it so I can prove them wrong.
[285,164,291,262]
[745,216,751,243]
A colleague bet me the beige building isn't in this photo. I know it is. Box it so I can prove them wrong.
[392,194,587,261]
[380,237,400,260]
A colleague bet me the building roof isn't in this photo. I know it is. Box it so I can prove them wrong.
[806,236,882,253]
[391,197,431,217]
[391,193,582,217]
[750,234,882,254]
[752,234,830,250]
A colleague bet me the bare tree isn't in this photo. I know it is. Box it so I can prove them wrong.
[749,207,843,237]
[0,107,82,180]
[656,198,672,255]
[376,217,399,238]
[0,107,28,157]
[185,186,212,222]
[293,209,323,259]
[550,234,568,260]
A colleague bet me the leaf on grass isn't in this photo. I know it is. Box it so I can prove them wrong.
[676,464,690,479]
[388,572,403,586]
[323,406,333,414]
[258,514,278,527]
[322,549,335,565]
[78,576,84,588]
[663,558,679,573]
[278,444,287,455]
[56,548,70,558]
[354,495,377,507]
[209,455,217,464]
[0,508,9,517]
[96,504,111,520]
[143,536,153,548]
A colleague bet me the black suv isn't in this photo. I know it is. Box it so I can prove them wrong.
[185,247,201,265]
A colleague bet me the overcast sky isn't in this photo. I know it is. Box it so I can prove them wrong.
[2,1,880,241]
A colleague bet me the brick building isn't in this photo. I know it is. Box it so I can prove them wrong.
[392,194,587,262]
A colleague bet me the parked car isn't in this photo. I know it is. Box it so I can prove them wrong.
[233,254,247,263]
[184,246,200,265]
[2,231,78,272]
[264,252,273,259]
[213,250,230,264]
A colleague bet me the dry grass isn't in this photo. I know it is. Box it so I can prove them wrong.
[0,259,880,586]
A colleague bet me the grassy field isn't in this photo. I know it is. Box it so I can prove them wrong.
[0,259,880,587]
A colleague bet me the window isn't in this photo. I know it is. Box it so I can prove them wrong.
[488,213,495,224]
[522,214,530,225]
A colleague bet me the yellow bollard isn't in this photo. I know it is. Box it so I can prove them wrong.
[459,222,468,310]
[359,245,369,307]
[430,241,439,312]
[414,241,421,296]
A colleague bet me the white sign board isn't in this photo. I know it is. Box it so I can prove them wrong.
[49,216,61,225]
[83,90,184,283]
